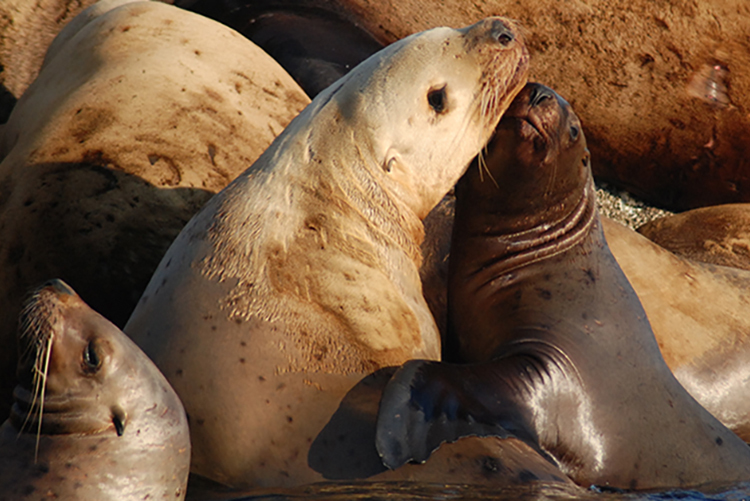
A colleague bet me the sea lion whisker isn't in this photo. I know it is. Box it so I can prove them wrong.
[34,332,53,462]
[476,147,499,189]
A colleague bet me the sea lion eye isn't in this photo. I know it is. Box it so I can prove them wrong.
[427,86,447,114]
[570,125,580,141]
[83,340,101,372]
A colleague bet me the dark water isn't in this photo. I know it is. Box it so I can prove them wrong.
[198,481,750,501]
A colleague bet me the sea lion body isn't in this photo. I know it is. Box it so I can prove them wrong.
[376,84,750,490]
[0,0,310,421]
[0,280,190,500]
[637,204,750,271]
[603,217,750,442]
[125,18,529,488]
[177,0,386,98]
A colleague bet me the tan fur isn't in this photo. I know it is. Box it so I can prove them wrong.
[0,0,310,421]
[603,216,750,440]
[126,18,529,488]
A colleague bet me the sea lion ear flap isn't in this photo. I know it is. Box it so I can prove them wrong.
[374,359,518,469]
[111,406,126,437]
[382,148,403,174]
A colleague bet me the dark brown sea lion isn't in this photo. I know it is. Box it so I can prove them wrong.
[376,83,750,490]
[176,0,386,98]
[125,17,529,489]
[0,279,190,500]
[637,204,750,271]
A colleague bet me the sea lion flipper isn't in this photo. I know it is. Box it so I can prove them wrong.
[375,359,531,470]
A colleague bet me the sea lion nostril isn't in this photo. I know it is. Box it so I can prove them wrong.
[491,21,515,46]
[529,86,553,107]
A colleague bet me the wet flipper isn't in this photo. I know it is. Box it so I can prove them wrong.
[375,358,540,470]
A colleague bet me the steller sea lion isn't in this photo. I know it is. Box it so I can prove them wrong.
[603,216,750,443]
[376,83,750,490]
[636,204,750,272]
[0,279,190,500]
[0,0,310,422]
[124,17,530,489]
[177,0,386,98]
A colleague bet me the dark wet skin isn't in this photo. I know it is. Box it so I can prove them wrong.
[376,84,750,491]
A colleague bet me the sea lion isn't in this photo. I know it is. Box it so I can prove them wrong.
[636,204,750,271]
[188,369,574,500]
[376,83,750,490]
[177,1,386,98]
[125,17,529,489]
[0,279,190,500]
[0,0,309,421]
[603,216,750,442]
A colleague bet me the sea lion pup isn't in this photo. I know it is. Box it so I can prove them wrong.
[0,279,190,500]
[125,17,529,489]
[376,83,750,490]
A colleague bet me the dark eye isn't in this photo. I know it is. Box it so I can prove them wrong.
[83,340,101,372]
[570,125,580,141]
[427,86,447,114]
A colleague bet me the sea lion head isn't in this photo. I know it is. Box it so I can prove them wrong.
[457,82,591,232]
[307,16,529,219]
[11,279,188,446]
[4,280,190,501]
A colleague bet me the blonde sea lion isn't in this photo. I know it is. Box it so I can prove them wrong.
[637,204,750,271]
[0,279,190,500]
[0,0,309,421]
[188,368,574,500]
[125,17,529,489]
[376,83,750,490]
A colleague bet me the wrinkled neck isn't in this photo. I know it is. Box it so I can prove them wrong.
[451,179,596,278]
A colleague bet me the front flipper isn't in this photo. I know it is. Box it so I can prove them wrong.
[375,358,541,470]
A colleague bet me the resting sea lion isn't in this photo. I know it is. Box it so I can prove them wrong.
[0,0,309,421]
[125,17,529,489]
[376,83,750,490]
[637,204,750,271]
[0,279,190,500]
[603,217,750,442]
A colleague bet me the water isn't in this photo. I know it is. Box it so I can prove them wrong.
[195,481,750,501]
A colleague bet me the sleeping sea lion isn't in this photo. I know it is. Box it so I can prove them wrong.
[125,17,529,489]
[0,279,190,500]
[376,83,750,490]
